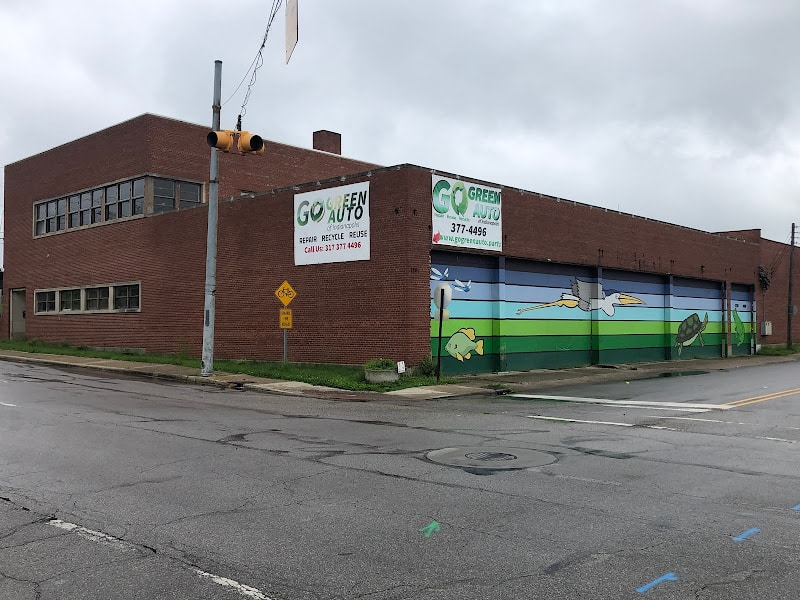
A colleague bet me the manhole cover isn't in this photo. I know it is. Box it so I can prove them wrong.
[427,447,555,470]
[464,452,517,461]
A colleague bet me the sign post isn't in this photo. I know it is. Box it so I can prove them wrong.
[275,281,296,363]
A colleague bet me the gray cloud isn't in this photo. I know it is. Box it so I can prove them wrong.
[2,0,800,266]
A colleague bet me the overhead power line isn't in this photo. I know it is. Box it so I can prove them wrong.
[222,0,284,130]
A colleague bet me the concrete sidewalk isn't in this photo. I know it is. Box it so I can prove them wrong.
[0,349,797,400]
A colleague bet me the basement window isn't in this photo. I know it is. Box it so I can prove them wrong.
[113,284,140,310]
[86,286,110,311]
[33,282,140,315]
[35,291,56,313]
[60,289,82,311]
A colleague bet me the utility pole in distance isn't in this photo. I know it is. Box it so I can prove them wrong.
[788,223,796,349]
[201,60,222,376]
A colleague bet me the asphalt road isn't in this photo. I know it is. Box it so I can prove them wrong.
[2,358,800,599]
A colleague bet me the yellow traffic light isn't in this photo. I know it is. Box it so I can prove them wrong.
[237,131,265,155]
[207,130,234,152]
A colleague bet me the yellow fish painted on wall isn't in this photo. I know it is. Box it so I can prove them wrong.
[445,328,485,362]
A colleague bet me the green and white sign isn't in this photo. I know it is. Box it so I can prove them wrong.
[431,175,502,251]
[294,181,370,265]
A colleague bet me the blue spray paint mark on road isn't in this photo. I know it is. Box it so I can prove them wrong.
[732,528,760,542]
[792,504,800,511]
[636,572,678,593]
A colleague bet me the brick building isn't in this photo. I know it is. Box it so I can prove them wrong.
[2,114,797,374]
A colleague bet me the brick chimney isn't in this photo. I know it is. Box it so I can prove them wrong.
[313,130,341,155]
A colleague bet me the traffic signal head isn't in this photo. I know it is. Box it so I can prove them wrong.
[237,131,265,155]
[207,130,234,152]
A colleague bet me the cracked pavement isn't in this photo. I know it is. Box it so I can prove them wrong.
[3,359,800,598]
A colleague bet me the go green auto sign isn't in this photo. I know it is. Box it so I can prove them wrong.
[431,175,502,251]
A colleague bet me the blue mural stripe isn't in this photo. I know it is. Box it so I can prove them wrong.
[505,286,667,307]
[433,298,726,323]
[732,528,760,542]
[601,278,669,295]
[671,296,723,311]
[731,292,753,302]
[672,284,722,299]
[505,270,598,288]
[430,263,496,285]
[431,281,726,312]
[429,281,496,302]
[636,572,679,593]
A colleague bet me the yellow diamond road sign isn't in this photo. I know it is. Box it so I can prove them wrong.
[275,281,296,306]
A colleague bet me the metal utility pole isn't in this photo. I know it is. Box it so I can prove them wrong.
[788,223,796,349]
[201,60,222,376]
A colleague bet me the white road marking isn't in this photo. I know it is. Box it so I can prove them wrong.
[193,569,272,599]
[49,519,131,551]
[528,416,634,427]
[49,519,274,599]
[659,417,750,425]
[513,394,731,410]
[598,404,709,412]
[759,437,795,443]
[1,402,16,407]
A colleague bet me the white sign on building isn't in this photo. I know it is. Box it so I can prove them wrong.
[431,174,502,252]
[294,181,370,265]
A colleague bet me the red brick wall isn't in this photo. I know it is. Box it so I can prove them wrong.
[499,188,759,284]
[5,115,799,362]
[757,237,800,346]
[2,159,433,364]
[212,168,431,364]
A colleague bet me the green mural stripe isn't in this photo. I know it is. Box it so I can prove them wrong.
[596,347,670,364]
[437,353,497,376]
[497,320,591,336]
[597,332,725,350]
[432,332,728,356]
[432,318,727,338]
[595,334,668,350]
[501,335,592,353]
[665,322,723,335]
[505,350,592,371]
[429,319,494,338]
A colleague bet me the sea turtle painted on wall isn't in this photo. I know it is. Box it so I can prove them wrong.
[675,312,708,357]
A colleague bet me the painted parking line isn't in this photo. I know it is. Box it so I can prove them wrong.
[49,519,132,552]
[193,569,272,599]
[658,417,749,425]
[49,518,273,599]
[0,401,16,407]
[636,572,679,593]
[725,387,800,408]
[527,415,679,430]
[732,528,760,542]
[512,394,730,410]
[528,416,634,427]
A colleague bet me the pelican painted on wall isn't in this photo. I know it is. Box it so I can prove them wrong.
[516,279,644,317]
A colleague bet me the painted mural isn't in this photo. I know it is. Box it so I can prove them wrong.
[730,284,755,356]
[430,252,742,375]
[674,313,708,356]
[516,279,644,317]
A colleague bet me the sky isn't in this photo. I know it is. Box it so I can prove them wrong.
[2,0,800,269]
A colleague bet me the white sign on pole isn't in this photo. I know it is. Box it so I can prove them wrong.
[431,174,502,251]
[294,181,370,265]
[286,0,298,64]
